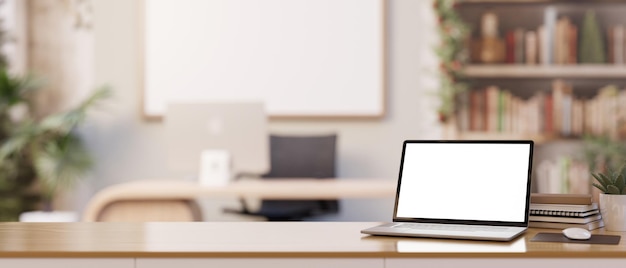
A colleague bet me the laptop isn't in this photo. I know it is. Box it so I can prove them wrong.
[361,140,534,241]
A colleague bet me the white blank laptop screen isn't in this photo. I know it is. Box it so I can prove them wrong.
[395,142,531,223]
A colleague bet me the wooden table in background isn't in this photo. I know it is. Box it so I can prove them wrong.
[82,178,397,222]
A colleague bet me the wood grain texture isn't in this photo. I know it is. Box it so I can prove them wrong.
[0,222,624,258]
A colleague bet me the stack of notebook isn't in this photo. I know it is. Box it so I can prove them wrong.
[528,193,604,230]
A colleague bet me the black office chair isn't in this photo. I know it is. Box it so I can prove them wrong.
[224,134,339,221]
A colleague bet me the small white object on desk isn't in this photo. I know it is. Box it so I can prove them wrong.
[199,149,231,186]
[19,211,78,222]
[562,227,591,240]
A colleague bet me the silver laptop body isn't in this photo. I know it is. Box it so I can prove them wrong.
[361,140,534,242]
[164,101,270,178]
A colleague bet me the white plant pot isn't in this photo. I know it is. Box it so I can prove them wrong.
[599,193,626,231]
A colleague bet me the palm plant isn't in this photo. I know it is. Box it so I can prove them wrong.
[0,68,110,217]
[0,71,42,220]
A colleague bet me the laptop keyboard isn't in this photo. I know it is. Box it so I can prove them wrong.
[392,223,512,232]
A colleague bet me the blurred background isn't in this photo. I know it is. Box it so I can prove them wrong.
[0,0,441,222]
[2,0,622,223]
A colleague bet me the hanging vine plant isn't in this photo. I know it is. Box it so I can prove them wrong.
[433,0,469,123]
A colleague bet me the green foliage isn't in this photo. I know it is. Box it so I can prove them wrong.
[579,10,606,63]
[0,83,110,210]
[592,164,626,195]
[0,7,110,220]
[583,134,626,173]
[0,64,111,219]
[433,0,469,122]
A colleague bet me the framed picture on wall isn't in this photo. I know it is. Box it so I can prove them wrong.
[141,0,386,120]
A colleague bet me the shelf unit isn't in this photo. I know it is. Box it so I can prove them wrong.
[451,0,626,194]
[453,0,626,142]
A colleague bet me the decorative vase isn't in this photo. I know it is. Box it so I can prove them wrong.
[599,193,626,231]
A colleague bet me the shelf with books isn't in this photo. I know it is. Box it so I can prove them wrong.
[453,1,626,138]
[459,2,626,66]
[448,0,626,196]
[465,64,626,78]
[455,81,626,142]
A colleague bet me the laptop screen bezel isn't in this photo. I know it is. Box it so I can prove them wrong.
[391,140,534,227]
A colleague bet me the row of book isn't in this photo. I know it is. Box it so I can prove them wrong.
[456,80,626,139]
[499,14,577,65]
[529,193,604,230]
[474,9,625,65]
[535,157,590,195]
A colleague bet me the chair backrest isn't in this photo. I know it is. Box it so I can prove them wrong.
[95,199,203,222]
[264,134,336,178]
[259,134,339,219]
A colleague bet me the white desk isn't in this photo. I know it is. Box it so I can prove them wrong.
[82,178,396,222]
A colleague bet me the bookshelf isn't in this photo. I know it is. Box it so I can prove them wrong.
[453,0,626,140]
[449,0,626,194]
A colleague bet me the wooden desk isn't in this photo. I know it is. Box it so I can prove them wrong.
[82,179,397,222]
[0,222,624,268]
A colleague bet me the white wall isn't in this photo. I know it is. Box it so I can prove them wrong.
[84,0,441,221]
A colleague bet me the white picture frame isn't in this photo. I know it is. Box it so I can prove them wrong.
[141,0,386,119]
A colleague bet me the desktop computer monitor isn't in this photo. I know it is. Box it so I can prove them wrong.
[164,101,270,181]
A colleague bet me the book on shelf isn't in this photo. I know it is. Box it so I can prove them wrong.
[506,31,516,64]
[535,158,591,194]
[529,213,601,224]
[514,28,525,64]
[608,24,625,64]
[525,30,538,64]
[541,6,556,65]
[529,219,604,230]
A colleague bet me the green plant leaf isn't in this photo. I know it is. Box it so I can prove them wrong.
[38,86,111,135]
[591,173,606,187]
[592,182,608,193]
[615,174,626,194]
[0,121,38,160]
[32,134,92,199]
[607,185,621,194]
[599,173,614,188]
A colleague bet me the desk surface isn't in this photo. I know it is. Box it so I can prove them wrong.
[82,178,396,222]
[0,222,624,258]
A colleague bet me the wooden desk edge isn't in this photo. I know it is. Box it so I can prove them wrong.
[1,251,625,259]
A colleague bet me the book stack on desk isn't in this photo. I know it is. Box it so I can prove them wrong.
[528,193,604,230]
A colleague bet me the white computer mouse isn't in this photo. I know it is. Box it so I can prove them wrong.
[562,227,591,240]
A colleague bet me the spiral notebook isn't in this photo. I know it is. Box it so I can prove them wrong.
[529,209,599,217]
[361,140,534,242]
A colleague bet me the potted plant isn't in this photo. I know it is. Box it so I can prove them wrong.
[0,68,110,221]
[591,164,626,231]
